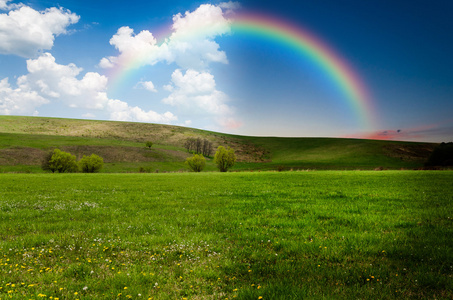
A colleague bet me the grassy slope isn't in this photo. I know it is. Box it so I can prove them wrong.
[0,116,437,172]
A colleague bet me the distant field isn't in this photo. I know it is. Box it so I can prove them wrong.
[1,171,451,299]
[0,116,438,172]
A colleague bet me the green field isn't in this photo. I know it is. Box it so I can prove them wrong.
[1,171,452,299]
[0,116,438,172]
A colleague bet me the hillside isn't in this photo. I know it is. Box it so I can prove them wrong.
[0,116,437,172]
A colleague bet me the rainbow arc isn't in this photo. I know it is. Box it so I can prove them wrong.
[107,13,377,130]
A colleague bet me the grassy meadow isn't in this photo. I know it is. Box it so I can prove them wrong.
[0,116,438,172]
[1,171,452,299]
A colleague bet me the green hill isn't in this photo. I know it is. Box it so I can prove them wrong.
[0,116,437,172]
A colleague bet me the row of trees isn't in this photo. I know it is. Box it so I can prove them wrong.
[41,149,104,173]
[184,138,213,157]
[186,146,236,172]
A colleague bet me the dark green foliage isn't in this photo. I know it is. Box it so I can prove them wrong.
[185,154,206,172]
[42,149,78,173]
[41,150,55,173]
[426,142,453,166]
[214,146,236,172]
[78,154,104,173]
[145,141,153,149]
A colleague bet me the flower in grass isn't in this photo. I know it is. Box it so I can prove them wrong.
[258,297,263,300]
[83,286,88,291]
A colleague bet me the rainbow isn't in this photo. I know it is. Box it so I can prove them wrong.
[107,13,376,130]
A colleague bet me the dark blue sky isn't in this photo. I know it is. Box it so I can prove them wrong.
[1,0,452,141]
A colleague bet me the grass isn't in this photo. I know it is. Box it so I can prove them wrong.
[0,171,452,299]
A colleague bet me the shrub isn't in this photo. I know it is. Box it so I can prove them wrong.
[79,154,104,173]
[41,150,55,173]
[45,149,78,173]
[214,146,236,172]
[145,141,153,149]
[186,154,206,172]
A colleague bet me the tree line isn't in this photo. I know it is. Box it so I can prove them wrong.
[184,138,213,157]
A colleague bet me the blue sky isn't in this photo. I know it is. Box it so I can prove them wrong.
[0,0,452,142]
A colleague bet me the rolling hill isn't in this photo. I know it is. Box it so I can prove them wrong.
[0,116,437,172]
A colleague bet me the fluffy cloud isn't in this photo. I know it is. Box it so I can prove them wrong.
[100,3,234,71]
[0,3,79,57]
[107,99,177,124]
[0,77,48,115]
[101,26,170,69]
[0,0,21,10]
[136,81,157,92]
[17,53,108,109]
[1,53,177,123]
[163,69,233,116]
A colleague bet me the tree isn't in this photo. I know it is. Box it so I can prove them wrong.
[214,146,236,172]
[145,141,153,149]
[186,154,206,172]
[184,138,212,157]
[46,149,78,173]
[184,138,196,152]
[79,154,104,173]
[202,139,213,157]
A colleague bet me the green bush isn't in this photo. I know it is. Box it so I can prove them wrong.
[145,141,153,149]
[185,154,206,172]
[79,154,104,173]
[44,149,78,173]
[214,146,236,172]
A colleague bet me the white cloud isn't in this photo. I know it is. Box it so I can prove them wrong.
[98,57,115,69]
[163,69,232,116]
[100,26,171,69]
[0,77,48,115]
[171,3,231,40]
[0,0,25,10]
[1,53,178,124]
[99,3,234,71]
[162,69,242,129]
[0,0,22,10]
[0,4,79,57]
[107,99,177,123]
[136,81,157,93]
[17,53,108,109]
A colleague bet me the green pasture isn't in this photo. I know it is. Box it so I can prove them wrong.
[0,116,438,173]
[0,171,451,299]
